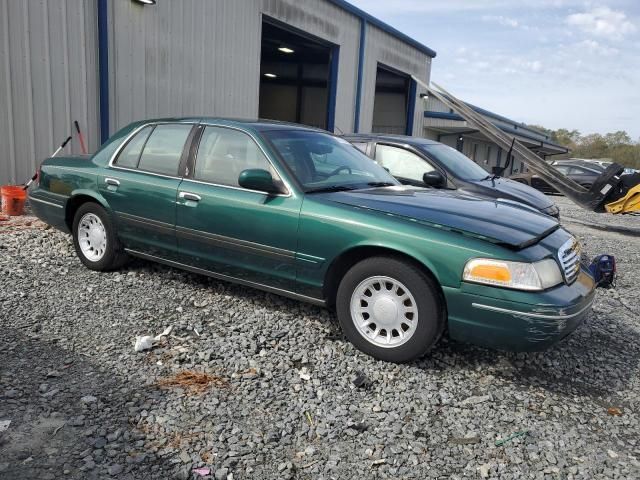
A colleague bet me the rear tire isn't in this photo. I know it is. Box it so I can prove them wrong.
[72,202,128,271]
[336,256,444,362]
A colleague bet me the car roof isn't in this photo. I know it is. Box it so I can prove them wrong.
[342,133,441,146]
[552,161,604,172]
[137,117,327,134]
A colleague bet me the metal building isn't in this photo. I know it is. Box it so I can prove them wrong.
[0,0,436,185]
[424,95,567,175]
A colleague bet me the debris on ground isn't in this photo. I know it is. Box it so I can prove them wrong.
[449,433,481,445]
[298,367,311,381]
[157,370,229,394]
[0,420,10,433]
[495,430,529,447]
[134,325,173,352]
[607,406,623,416]
[304,411,314,426]
[193,467,211,476]
[478,463,492,478]
[459,394,492,406]
[352,371,373,389]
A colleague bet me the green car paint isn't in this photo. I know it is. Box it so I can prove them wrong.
[29,118,596,352]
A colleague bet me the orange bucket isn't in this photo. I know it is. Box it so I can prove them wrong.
[1,185,27,216]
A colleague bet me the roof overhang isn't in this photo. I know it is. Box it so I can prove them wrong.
[424,112,568,156]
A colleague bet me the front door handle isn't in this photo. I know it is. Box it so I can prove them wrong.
[179,191,201,202]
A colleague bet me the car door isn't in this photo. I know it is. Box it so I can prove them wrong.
[175,125,302,291]
[373,143,436,187]
[568,166,596,187]
[99,122,196,259]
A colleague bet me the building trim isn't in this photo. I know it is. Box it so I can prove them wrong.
[425,111,463,121]
[426,103,555,143]
[97,0,109,144]
[424,111,567,151]
[327,0,436,58]
[327,45,340,133]
[406,79,417,136]
[353,18,366,133]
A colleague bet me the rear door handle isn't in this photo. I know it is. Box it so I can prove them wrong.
[179,191,201,202]
[105,178,120,190]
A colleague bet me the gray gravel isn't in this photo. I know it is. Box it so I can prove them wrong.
[1,199,639,479]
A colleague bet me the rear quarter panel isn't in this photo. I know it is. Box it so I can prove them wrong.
[29,156,108,232]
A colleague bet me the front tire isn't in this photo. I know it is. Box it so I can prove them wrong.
[336,256,444,362]
[72,202,128,271]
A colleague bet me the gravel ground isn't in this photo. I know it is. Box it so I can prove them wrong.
[1,199,639,480]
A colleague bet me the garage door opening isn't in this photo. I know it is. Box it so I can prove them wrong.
[372,65,413,135]
[259,19,338,131]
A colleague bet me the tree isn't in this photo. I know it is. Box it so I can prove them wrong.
[527,125,640,170]
[604,131,632,147]
[553,129,581,147]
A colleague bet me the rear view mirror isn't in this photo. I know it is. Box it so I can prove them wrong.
[423,170,445,188]
[238,169,283,194]
[309,142,333,155]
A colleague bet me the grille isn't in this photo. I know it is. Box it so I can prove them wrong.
[558,237,581,284]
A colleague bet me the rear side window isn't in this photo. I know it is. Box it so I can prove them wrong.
[137,124,193,176]
[115,126,153,168]
[194,126,275,187]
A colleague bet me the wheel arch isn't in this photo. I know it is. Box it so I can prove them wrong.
[64,190,111,230]
[323,245,447,313]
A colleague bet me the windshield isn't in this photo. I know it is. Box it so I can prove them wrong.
[419,144,490,181]
[264,130,399,191]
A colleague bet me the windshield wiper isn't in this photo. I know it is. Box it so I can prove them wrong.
[366,181,396,187]
[306,185,359,194]
[481,174,501,181]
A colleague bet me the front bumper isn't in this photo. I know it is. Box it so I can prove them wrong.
[442,267,595,351]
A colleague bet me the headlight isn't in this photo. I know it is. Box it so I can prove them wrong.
[463,258,563,291]
[543,204,560,218]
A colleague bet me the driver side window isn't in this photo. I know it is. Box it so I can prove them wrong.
[194,126,278,187]
[374,144,433,183]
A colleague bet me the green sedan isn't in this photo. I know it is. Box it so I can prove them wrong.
[29,118,595,362]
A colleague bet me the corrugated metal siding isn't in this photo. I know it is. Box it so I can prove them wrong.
[424,118,468,129]
[108,0,263,133]
[0,0,99,185]
[425,95,450,113]
[359,23,430,136]
[109,0,362,134]
[109,0,429,136]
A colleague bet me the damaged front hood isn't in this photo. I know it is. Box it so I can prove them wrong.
[471,177,556,210]
[322,186,559,249]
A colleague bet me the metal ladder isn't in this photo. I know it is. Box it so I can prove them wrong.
[413,77,623,212]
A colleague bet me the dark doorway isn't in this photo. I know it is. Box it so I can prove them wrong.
[259,19,337,131]
[372,65,411,135]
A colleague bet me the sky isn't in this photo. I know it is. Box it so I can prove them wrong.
[349,0,640,139]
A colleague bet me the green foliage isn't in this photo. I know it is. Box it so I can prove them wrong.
[529,126,640,169]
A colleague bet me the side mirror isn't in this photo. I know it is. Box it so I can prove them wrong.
[238,169,283,194]
[423,170,445,188]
